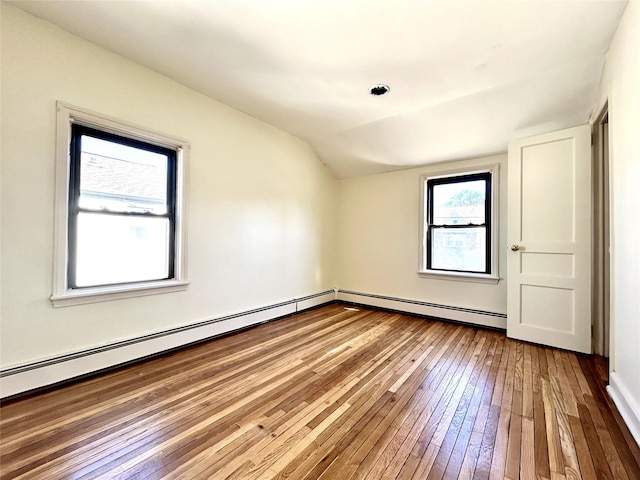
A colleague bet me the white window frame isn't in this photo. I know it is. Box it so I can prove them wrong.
[418,164,500,284]
[51,103,189,307]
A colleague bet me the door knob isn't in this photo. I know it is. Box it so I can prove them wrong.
[510,244,520,251]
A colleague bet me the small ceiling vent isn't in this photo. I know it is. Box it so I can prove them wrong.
[370,84,390,96]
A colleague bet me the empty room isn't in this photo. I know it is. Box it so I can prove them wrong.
[1,1,639,479]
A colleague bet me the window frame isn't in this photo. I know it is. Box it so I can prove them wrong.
[68,124,178,288]
[51,103,189,307]
[419,164,500,284]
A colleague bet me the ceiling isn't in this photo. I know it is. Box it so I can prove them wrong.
[12,0,627,178]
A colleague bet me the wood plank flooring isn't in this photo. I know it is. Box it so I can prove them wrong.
[1,304,639,479]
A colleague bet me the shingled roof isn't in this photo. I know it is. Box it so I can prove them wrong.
[80,151,167,200]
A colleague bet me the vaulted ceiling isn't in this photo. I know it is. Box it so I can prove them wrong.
[12,0,627,177]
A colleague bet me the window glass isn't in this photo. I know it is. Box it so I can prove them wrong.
[431,227,486,272]
[432,180,486,225]
[78,135,168,214]
[75,213,170,287]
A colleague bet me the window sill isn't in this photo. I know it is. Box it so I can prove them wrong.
[417,270,500,284]
[51,280,190,307]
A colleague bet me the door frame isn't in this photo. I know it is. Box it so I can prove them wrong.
[592,104,611,357]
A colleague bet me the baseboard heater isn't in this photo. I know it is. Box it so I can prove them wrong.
[0,290,336,399]
[336,290,507,330]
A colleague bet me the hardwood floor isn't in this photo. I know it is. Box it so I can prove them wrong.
[1,304,639,479]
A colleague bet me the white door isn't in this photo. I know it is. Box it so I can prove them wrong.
[507,125,592,353]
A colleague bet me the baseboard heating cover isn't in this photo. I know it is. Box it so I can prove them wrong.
[336,290,506,330]
[0,290,336,399]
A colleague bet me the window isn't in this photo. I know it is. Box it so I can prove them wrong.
[52,104,188,306]
[419,165,499,283]
[68,125,177,287]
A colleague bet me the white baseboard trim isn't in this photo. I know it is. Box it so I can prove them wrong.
[607,371,640,447]
[0,290,336,399]
[336,290,506,330]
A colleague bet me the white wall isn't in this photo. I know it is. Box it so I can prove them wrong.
[595,0,640,444]
[336,154,508,325]
[0,5,336,372]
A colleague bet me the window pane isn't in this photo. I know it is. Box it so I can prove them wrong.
[79,135,169,214]
[432,180,485,225]
[431,227,486,272]
[75,213,170,287]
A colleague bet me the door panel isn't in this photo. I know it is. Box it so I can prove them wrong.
[507,125,591,353]
[521,140,575,242]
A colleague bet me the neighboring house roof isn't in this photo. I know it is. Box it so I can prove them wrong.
[80,152,166,202]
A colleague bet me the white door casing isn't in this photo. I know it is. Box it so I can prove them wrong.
[507,125,592,353]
